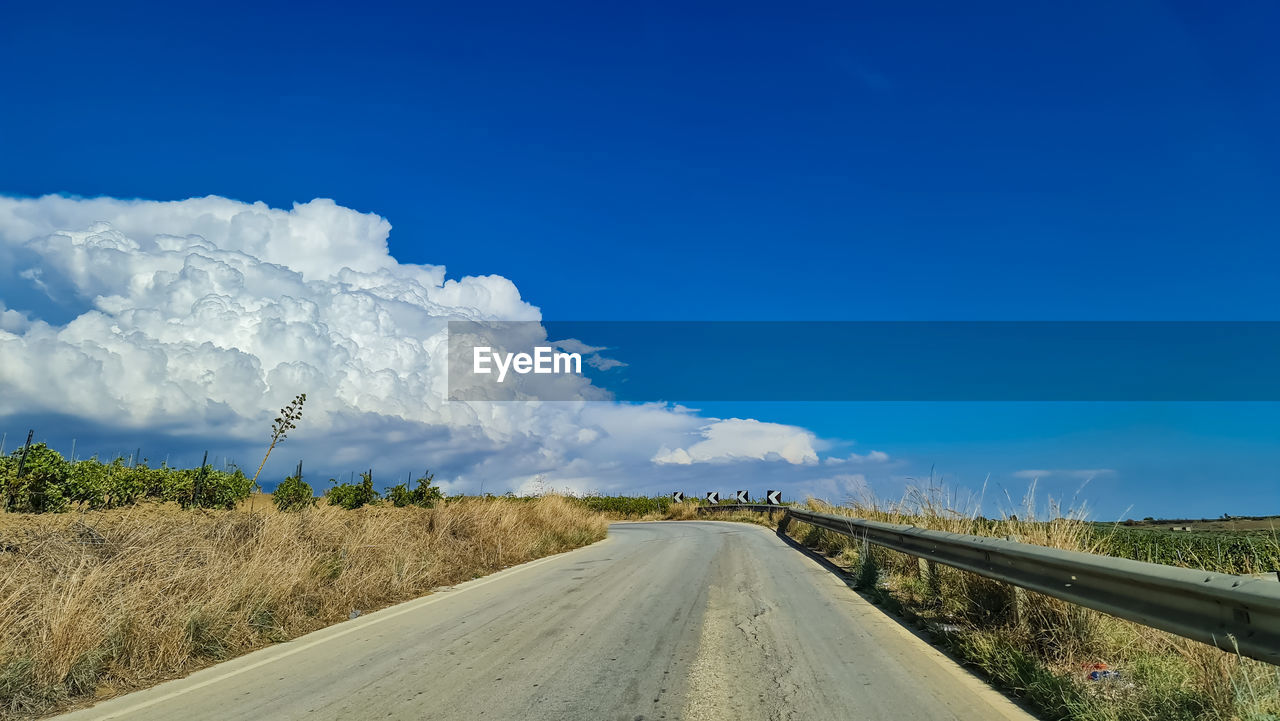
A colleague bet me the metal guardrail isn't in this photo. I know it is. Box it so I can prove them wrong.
[698,504,1280,664]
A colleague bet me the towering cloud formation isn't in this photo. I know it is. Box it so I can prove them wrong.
[0,196,534,431]
[0,195,822,491]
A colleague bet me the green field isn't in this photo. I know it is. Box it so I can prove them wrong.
[1090,523,1280,575]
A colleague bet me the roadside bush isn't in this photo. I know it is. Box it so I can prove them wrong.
[159,465,254,510]
[1,443,70,513]
[63,459,109,509]
[273,473,316,512]
[385,470,444,508]
[325,471,379,510]
[196,467,254,510]
[575,495,671,517]
[0,446,254,513]
[103,458,147,508]
[385,482,413,508]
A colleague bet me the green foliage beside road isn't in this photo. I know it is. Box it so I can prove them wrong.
[385,470,445,508]
[272,473,318,512]
[573,495,672,517]
[1,444,253,512]
[324,471,381,510]
[1,443,446,517]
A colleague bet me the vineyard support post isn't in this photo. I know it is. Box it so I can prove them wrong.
[16,430,34,479]
[195,450,208,508]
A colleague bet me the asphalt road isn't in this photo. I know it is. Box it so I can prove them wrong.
[56,521,1036,721]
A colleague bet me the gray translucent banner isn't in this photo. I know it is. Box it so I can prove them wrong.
[447,321,1280,401]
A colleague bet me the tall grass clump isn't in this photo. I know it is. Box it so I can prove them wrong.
[0,495,607,719]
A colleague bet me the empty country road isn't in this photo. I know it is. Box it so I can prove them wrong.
[55,521,1035,721]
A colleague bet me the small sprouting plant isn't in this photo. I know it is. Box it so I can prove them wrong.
[251,393,306,490]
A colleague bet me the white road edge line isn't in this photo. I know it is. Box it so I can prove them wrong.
[70,535,613,721]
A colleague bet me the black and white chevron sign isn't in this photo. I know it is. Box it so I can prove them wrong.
[734,490,748,503]
[766,490,781,505]
[706,491,719,504]
[672,491,684,503]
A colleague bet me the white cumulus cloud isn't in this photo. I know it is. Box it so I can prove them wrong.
[824,450,890,465]
[1012,468,1114,480]
[652,418,819,465]
[0,196,535,432]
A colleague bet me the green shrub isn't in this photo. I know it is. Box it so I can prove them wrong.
[159,465,248,510]
[1,443,70,513]
[272,473,316,512]
[574,495,671,516]
[103,458,147,508]
[0,445,255,513]
[325,471,379,510]
[385,481,414,507]
[64,459,109,509]
[196,467,254,510]
[415,478,444,508]
[385,470,443,508]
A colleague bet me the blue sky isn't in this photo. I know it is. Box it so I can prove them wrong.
[1,1,1278,518]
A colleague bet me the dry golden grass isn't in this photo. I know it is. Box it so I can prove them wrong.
[678,507,785,527]
[649,502,700,521]
[0,496,607,719]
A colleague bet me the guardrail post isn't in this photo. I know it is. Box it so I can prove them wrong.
[1003,535,1026,625]
[1010,585,1027,626]
[926,560,941,607]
